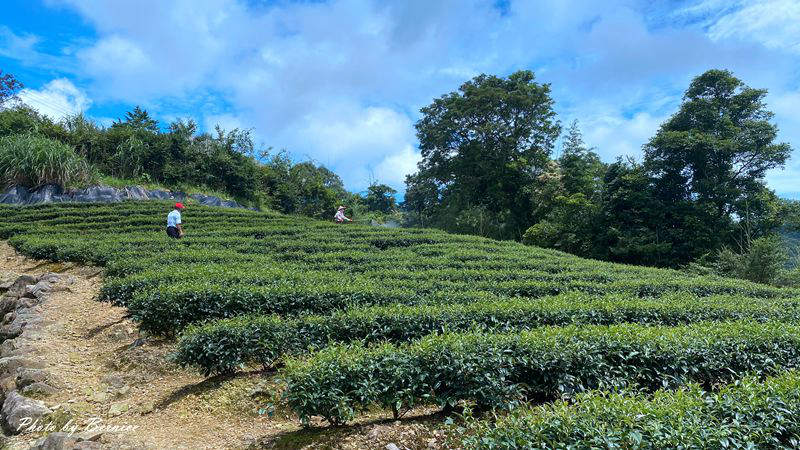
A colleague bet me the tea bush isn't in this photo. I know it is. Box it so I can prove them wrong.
[459,371,800,449]
[176,292,800,375]
[282,321,800,424]
[3,201,800,439]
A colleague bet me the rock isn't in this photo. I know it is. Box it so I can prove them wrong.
[0,185,30,204]
[21,381,59,397]
[37,273,61,284]
[2,311,15,325]
[77,430,105,441]
[21,284,36,299]
[69,185,122,203]
[6,275,37,297]
[108,402,129,416]
[17,368,61,389]
[367,428,382,440]
[0,322,23,340]
[26,184,64,204]
[145,189,175,200]
[90,391,110,403]
[189,193,226,207]
[0,375,16,402]
[0,183,253,210]
[0,295,18,315]
[0,310,43,340]
[101,374,125,389]
[115,385,130,396]
[386,444,401,450]
[2,390,52,434]
[122,185,150,200]
[24,280,54,299]
[0,356,45,377]
[0,337,34,357]
[137,401,155,415]
[16,296,42,308]
[30,432,83,450]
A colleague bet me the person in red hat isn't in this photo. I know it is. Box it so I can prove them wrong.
[167,202,185,239]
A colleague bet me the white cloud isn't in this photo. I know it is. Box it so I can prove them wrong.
[707,0,800,52]
[0,26,40,60]
[374,145,421,187]
[300,106,414,159]
[80,36,150,76]
[578,111,667,161]
[11,0,798,194]
[18,78,91,121]
[287,104,418,189]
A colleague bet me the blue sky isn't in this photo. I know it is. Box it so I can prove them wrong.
[2,0,799,197]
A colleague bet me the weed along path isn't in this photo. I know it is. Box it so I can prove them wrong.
[0,241,448,449]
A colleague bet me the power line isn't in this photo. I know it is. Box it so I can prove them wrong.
[21,93,71,114]
[21,90,74,115]
[18,90,81,119]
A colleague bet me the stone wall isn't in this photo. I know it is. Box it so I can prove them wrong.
[0,184,253,210]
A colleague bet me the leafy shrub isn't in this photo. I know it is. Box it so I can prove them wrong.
[775,268,800,288]
[176,293,800,375]
[458,371,800,449]
[282,321,800,425]
[0,133,94,188]
[5,201,800,442]
[710,235,787,285]
[2,202,797,338]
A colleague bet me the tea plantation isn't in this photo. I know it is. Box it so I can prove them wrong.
[2,201,800,447]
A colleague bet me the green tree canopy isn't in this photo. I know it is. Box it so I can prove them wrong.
[0,70,22,106]
[365,183,397,214]
[113,106,159,132]
[558,119,605,198]
[644,69,792,265]
[409,70,561,239]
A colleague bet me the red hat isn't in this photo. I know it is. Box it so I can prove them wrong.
[175,202,185,209]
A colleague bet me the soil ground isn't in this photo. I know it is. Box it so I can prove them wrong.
[0,242,450,449]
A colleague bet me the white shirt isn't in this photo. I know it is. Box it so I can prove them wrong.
[167,210,182,228]
[334,210,346,221]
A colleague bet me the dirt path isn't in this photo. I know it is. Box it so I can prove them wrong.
[0,242,449,449]
[0,242,288,449]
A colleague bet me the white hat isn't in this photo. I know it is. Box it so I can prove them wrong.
[338,206,345,210]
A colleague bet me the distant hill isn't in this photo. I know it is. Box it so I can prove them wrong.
[782,227,800,269]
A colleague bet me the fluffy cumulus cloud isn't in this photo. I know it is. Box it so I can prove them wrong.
[4,0,799,193]
[289,105,418,187]
[17,78,91,121]
[706,0,800,53]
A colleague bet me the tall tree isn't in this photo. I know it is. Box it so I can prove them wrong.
[523,121,606,257]
[402,172,439,227]
[0,71,23,107]
[558,119,605,198]
[596,158,670,265]
[410,70,561,239]
[114,106,159,132]
[365,183,397,214]
[644,69,792,265]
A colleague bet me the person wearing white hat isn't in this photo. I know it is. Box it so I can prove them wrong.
[334,205,351,223]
